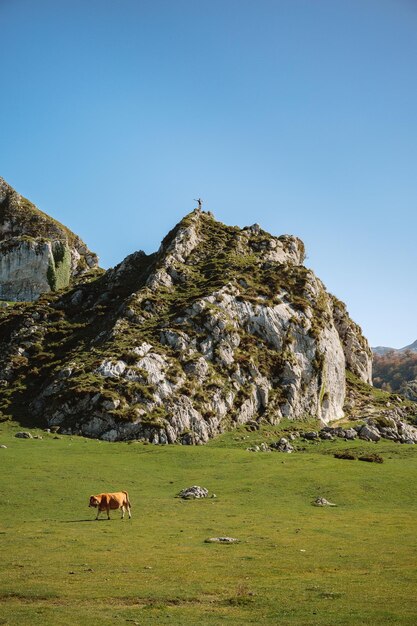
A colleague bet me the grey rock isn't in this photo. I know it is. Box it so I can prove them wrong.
[303,431,319,440]
[15,431,33,439]
[344,428,357,440]
[319,431,334,440]
[312,497,337,507]
[378,427,399,441]
[95,359,127,378]
[358,424,381,442]
[204,537,239,543]
[397,420,417,443]
[177,486,209,499]
[270,437,294,453]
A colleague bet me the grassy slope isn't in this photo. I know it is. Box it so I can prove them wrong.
[0,422,416,625]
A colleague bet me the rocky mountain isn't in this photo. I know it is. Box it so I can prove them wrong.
[0,177,98,301]
[372,340,417,356]
[403,340,417,353]
[373,346,395,357]
[0,206,383,443]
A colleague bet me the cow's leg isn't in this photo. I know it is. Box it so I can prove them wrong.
[127,505,131,519]
[106,505,110,520]
[121,505,125,519]
[95,509,101,520]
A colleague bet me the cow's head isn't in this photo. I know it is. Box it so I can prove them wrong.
[89,495,100,508]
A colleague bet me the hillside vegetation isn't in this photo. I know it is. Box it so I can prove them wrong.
[373,351,417,401]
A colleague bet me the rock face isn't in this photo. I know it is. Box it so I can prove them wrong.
[0,177,98,301]
[0,209,374,442]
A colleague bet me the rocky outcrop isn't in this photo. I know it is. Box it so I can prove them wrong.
[318,409,417,444]
[401,380,417,402]
[0,209,376,442]
[331,296,373,384]
[0,177,98,301]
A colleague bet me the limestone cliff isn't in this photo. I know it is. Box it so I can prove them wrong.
[0,209,373,442]
[0,177,98,301]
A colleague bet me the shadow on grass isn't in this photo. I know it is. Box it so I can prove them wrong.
[61,518,112,523]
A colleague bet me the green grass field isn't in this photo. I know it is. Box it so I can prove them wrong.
[0,422,416,625]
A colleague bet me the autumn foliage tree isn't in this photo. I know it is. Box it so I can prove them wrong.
[373,350,417,394]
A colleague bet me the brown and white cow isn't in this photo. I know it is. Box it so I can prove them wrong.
[89,491,132,520]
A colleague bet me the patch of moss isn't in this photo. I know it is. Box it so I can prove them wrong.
[47,242,72,291]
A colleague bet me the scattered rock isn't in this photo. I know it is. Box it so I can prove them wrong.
[358,424,381,442]
[204,537,239,543]
[15,432,33,439]
[319,431,334,440]
[319,417,417,445]
[0,444,7,448]
[344,428,357,440]
[312,497,337,507]
[177,486,209,499]
[270,437,294,453]
[303,431,319,440]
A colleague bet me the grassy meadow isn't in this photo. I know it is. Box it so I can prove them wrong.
[0,421,416,625]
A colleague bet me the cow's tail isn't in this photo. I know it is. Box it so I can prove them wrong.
[123,491,131,507]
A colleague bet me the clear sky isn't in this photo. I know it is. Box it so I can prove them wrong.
[1,0,416,348]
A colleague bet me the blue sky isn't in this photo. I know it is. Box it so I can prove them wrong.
[1,0,416,348]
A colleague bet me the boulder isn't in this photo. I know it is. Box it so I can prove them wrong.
[358,424,381,442]
[344,428,357,440]
[177,486,209,499]
[303,431,319,440]
[312,497,337,507]
[204,537,239,543]
[270,437,294,453]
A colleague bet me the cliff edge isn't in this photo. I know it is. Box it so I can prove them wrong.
[0,177,98,301]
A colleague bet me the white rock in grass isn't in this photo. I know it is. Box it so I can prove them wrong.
[312,497,337,507]
[205,537,239,543]
[177,486,209,499]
